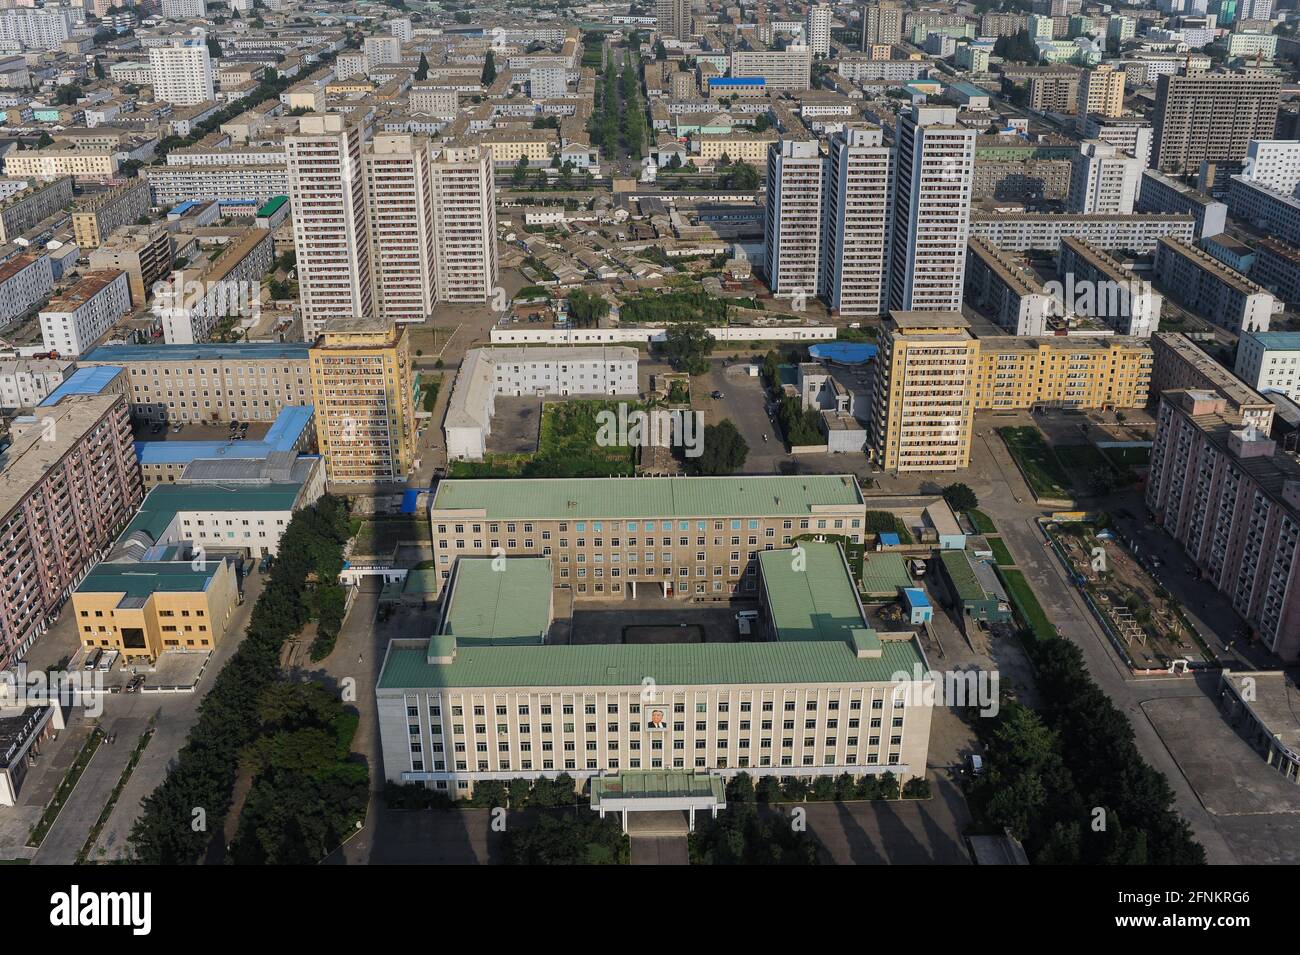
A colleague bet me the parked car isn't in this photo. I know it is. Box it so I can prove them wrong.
[171,424,182,434]
[150,423,164,434]
[83,649,100,671]
[711,390,724,399]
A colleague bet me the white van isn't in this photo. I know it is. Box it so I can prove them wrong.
[969,754,985,776]
[98,649,118,671]
[83,649,100,671]
[735,610,759,621]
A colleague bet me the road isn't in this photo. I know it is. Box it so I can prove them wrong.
[961,427,1242,864]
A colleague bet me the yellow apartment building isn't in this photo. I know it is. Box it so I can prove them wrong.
[869,312,980,472]
[309,317,415,484]
[973,335,1152,410]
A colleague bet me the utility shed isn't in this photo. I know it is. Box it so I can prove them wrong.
[938,550,1012,623]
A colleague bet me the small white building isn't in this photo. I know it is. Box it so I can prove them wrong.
[38,270,131,357]
[446,346,638,460]
[0,357,73,408]
[1235,331,1300,402]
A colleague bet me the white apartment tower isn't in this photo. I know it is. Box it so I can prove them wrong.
[764,139,824,298]
[365,133,437,326]
[1067,140,1143,214]
[286,115,373,341]
[888,107,976,312]
[1243,139,1300,196]
[148,40,215,107]
[822,125,892,317]
[390,18,413,42]
[862,1,903,48]
[806,4,832,56]
[364,35,403,74]
[429,144,499,303]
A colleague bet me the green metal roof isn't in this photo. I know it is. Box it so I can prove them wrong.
[123,483,303,541]
[377,636,923,690]
[431,475,864,521]
[758,544,868,642]
[858,551,913,597]
[591,771,725,805]
[441,557,551,646]
[940,549,985,603]
[78,560,221,597]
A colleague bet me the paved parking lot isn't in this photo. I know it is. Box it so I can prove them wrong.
[484,396,542,455]
[1142,685,1300,864]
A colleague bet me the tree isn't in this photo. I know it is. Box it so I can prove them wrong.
[414,52,429,81]
[942,483,979,513]
[481,49,496,84]
[206,35,223,60]
[511,153,529,187]
[565,288,609,327]
[688,419,748,475]
[454,10,471,23]
[93,57,105,80]
[54,84,79,105]
[661,321,714,375]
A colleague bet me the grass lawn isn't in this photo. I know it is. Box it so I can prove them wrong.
[988,537,1015,567]
[449,400,639,479]
[1053,444,1113,476]
[997,427,1071,499]
[353,516,432,556]
[997,568,1058,642]
[967,509,997,535]
[1102,446,1150,468]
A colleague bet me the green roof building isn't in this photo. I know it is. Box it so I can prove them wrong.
[378,532,933,814]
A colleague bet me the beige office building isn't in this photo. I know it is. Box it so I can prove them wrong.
[378,542,935,804]
[309,318,414,484]
[428,474,869,600]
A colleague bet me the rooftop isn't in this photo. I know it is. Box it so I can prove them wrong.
[439,557,552,646]
[77,559,224,598]
[758,544,873,643]
[431,475,865,521]
[121,482,303,542]
[0,394,124,521]
[80,342,311,363]
[378,633,925,690]
[37,365,124,406]
[136,404,313,466]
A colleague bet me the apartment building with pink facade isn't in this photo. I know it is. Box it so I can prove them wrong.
[1147,388,1300,661]
[0,393,142,667]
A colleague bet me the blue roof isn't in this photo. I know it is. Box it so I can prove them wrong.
[948,81,989,97]
[879,532,901,546]
[709,76,765,85]
[808,342,878,365]
[81,342,310,363]
[38,366,123,406]
[903,587,930,608]
[1246,331,1300,351]
[136,405,313,465]
[170,200,201,214]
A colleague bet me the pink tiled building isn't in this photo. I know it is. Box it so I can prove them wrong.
[1147,389,1300,661]
[0,393,142,668]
